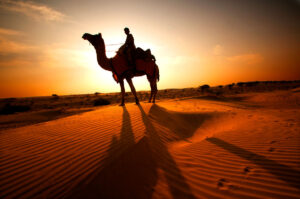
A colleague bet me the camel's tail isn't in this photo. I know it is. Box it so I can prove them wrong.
[155,63,160,82]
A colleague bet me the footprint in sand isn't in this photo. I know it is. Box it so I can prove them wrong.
[268,147,275,152]
[243,166,253,175]
[217,178,236,190]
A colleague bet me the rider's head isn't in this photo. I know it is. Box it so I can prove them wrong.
[124,27,130,35]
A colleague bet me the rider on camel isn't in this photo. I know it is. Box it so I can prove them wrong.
[124,27,136,68]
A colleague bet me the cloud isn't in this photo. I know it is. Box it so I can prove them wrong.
[0,27,22,36]
[0,29,90,70]
[0,38,34,55]
[0,0,67,22]
[226,53,263,65]
[0,35,36,54]
[213,44,224,56]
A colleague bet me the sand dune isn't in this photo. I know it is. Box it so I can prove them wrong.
[0,90,300,198]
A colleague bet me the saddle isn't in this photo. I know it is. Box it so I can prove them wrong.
[118,46,155,62]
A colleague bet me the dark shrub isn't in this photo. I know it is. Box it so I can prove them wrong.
[199,84,210,92]
[201,84,210,89]
[52,94,59,100]
[0,103,31,114]
[93,98,110,106]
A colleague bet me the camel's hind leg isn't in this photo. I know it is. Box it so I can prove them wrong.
[149,82,154,103]
[148,77,157,103]
[152,81,158,103]
[126,77,139,105]
[119,79,125,106]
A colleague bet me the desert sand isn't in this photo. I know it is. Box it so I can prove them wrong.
[0,88,300,198]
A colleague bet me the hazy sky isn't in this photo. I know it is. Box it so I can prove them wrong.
[0,0,299,97]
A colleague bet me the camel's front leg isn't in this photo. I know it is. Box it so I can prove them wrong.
[119,79,125,106]
[149,81,154,103]
[152,82,157,103]
[126,77,139,105]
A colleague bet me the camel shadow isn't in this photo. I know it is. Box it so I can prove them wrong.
[70,106,158,199]
[138,104,196,199]
[206,137,300,190]
[70,105,197,199]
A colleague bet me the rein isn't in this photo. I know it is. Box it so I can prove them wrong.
[106,43,123,53]
[106,43,123,46]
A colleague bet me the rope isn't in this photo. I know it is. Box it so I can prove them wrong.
[106,43,123,46]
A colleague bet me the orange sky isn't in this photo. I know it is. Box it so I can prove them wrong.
[0,0,299,98]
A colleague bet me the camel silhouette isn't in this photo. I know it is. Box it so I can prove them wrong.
[82,33,160,106]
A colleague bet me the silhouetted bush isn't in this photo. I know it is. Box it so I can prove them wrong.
[93,98,110,106]
[199,84,210,92]
[52,94,59,100]
[227,84,233,90]
[0,103,31,115]
[201,84,210,89]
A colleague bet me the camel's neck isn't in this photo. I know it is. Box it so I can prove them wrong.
[94,40,111,71]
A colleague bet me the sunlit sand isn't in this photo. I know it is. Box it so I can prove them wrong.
[1,85,299,198]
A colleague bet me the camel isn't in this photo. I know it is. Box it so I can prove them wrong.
[82,33,159,106]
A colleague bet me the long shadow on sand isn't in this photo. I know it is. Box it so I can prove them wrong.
[70,104,207,198]
[70,106,158,199]
[206,137,300,190]
[138,104,196,199]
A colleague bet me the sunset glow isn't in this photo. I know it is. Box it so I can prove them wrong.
[0,0,299,98]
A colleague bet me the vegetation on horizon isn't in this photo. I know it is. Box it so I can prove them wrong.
[0,80,299,115]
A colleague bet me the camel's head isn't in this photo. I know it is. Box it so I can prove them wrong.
[82,33,102,48]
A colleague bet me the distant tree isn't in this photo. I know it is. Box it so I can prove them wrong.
[199,84,210,92]
[52,94,59,99]
[227,84,233,90]
[203,84,210,89]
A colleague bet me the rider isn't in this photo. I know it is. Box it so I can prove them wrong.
[124,27,136,67]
